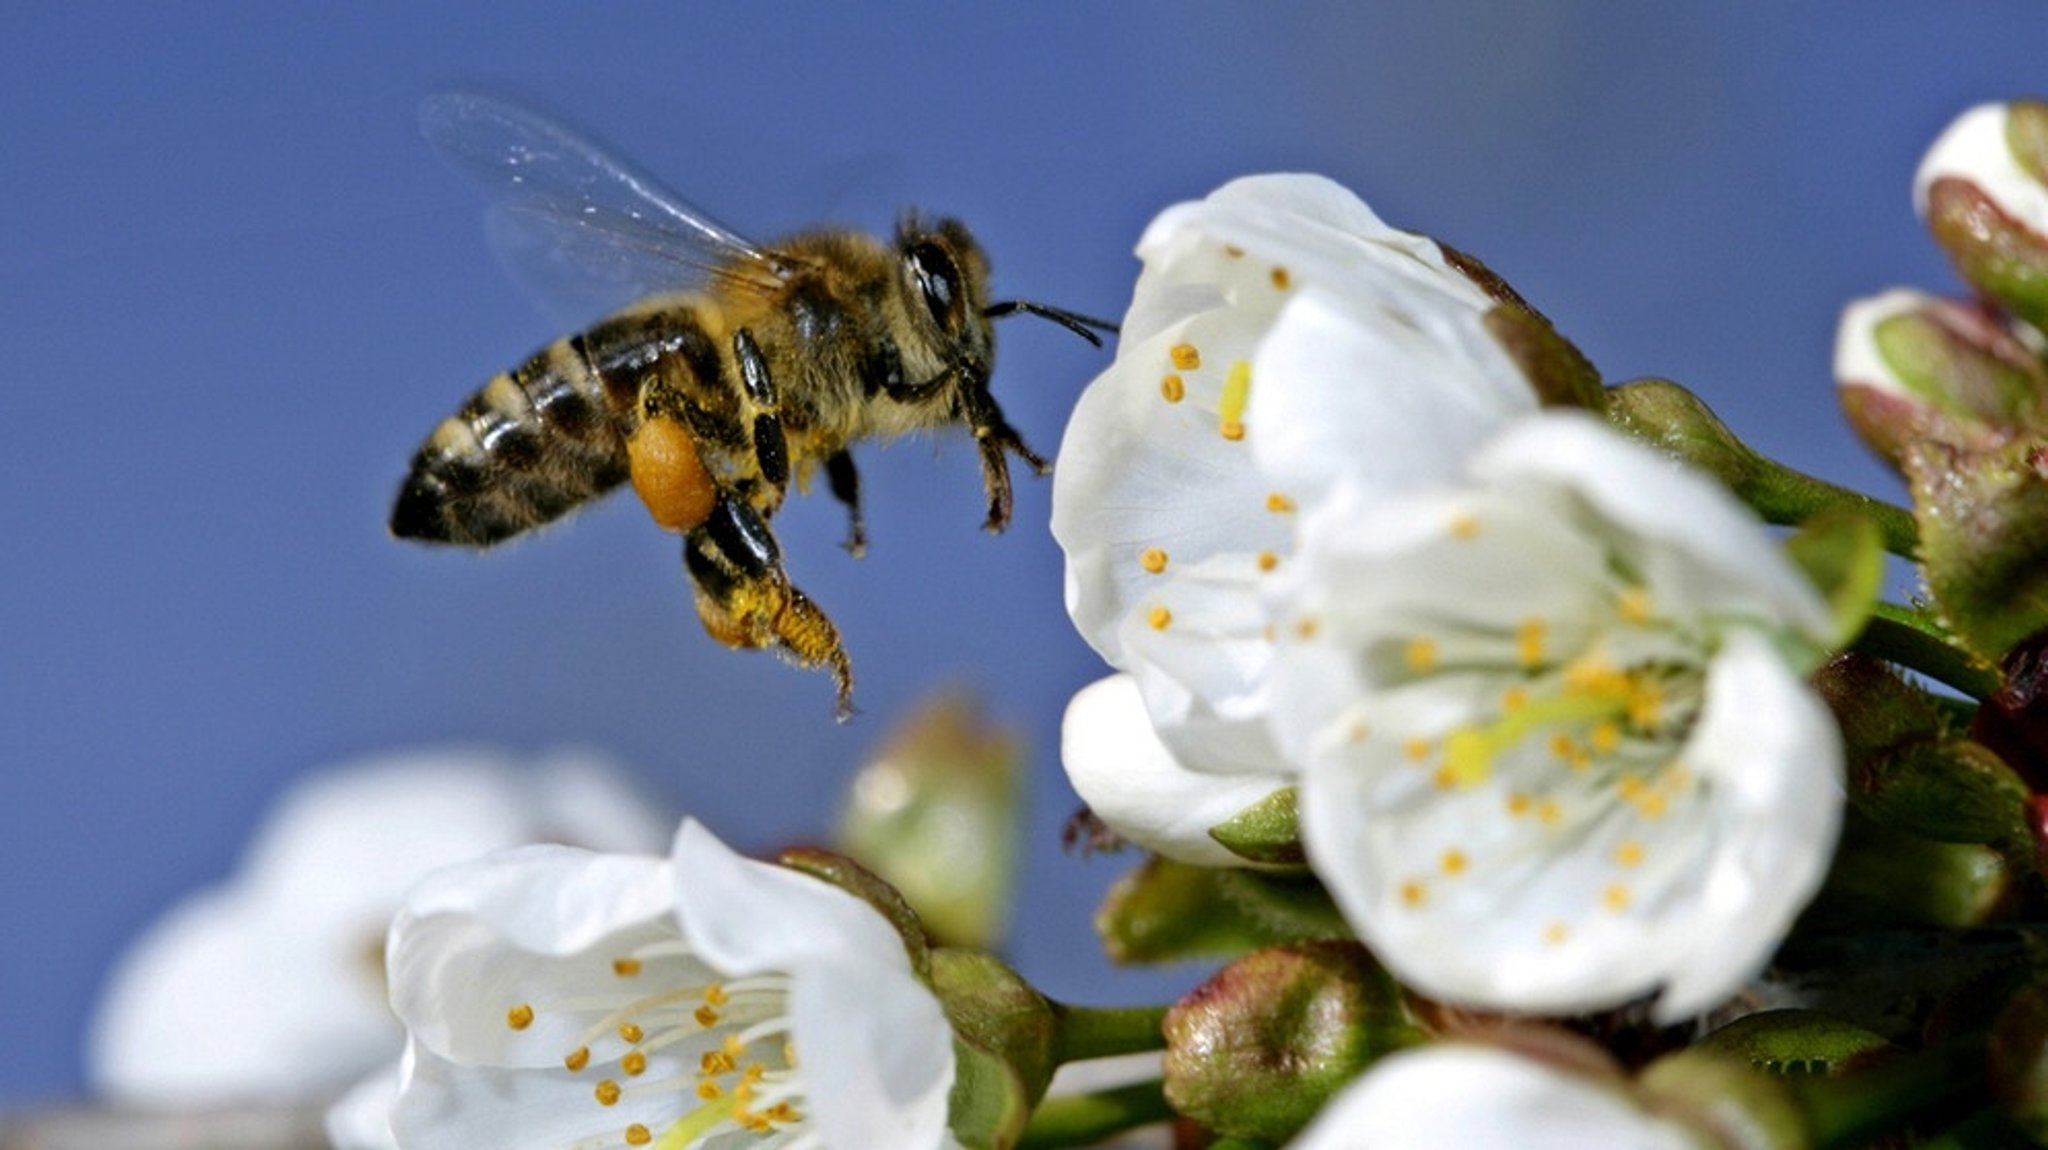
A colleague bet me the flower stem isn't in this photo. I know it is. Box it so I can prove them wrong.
[1048,1002,1170,1065]
[1856,603,2000,700]
[1016,1081,1176,1149]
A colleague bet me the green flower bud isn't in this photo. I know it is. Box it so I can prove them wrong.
[1804,812,2015,929]
[1918,101,2048,333]
[1834,289,2048,465]
[1637,1048,1810,1150]
[928,948,1058,1149]
[1162,942,1422,1142]
[833,690,1025,949]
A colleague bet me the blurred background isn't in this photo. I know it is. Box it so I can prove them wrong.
[3,2,2040,1106]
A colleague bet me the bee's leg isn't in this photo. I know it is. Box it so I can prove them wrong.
[958,387,1049,533]
[823,449,867,557]
[732,327,792,497]
[684,494,854,720]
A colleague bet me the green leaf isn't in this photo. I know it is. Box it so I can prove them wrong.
[1097,856,1352,965]
[1785,508,1886,648]
[1207,787,1304,865]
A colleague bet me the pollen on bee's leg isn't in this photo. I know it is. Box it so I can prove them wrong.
[628,416,717,532]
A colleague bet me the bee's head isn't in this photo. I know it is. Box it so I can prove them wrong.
[891,214,1119,533]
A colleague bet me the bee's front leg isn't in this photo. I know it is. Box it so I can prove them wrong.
[823,449,866,557]
[958,386,1049,533]
[684,494,854,721]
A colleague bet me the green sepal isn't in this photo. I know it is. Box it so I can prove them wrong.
[1207,787,1304,865]
[1803,812,2016,930]
[1693,1009,1896,1079]
[929,948,1058,1149]
[1925,148,2048,335]
[1096,856,1352,965]
[2013,101,2048,187]
[778,846,932,979]
[1908,438,2048,662]
[1784,508,1886,648]
[1438,243,1605,411]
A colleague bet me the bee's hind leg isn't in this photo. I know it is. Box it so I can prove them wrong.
[684,495,855,721]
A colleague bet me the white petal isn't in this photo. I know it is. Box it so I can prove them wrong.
[1650,629,1844,1020]
[390,1038,681,1150]
[88,884,393,1102]
[1061,675,1293,866]
[326,1061,403,1150]
[1294,1044,1703,1150]
[670,818,917,979]
[386,844,676,1066]
[1251,285,1535,510]
[1470,414,1835,643]
[790,961,956,1149]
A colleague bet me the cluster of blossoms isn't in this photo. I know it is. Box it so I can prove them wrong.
[82,100,2048,1148]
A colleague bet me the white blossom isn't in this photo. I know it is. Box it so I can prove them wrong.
[1914,102,2048,238]
[1270,414,1843,1021]
[89,747,669,1104]
[1052,172,1536,795]
[383,818,958,1149]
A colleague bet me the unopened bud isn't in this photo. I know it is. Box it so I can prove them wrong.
[833,690,1024,948]
[1162,942,1421,1142]
[1918,101,2048,333]
[1834,288,2048,465]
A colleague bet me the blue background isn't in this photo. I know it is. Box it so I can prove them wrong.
[3,4,2039,1105]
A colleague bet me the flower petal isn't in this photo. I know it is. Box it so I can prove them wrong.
[1061,674,1294,865]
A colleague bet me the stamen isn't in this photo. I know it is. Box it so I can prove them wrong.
[1399,880,1428,907]
[1617,586,1653,624]
[1139,547,1168,574]
[506,1003,535,1030]
[625,1124,652,1146]
[1160,374,1186,403]
[564,1046,591,1072]
[1218,360,1251,441]
[1542,923,1570,945]
[622,1050,649,1077]
[1449,513,1481,540]
[1265,492,1296,514]
[1147,605,1173,630]
[1170,342,1201,371]
[1614,840,1646,867]
[1602,884,1630,912]
[595,1080,622,1107]
[1223,244,1245,259]
[1440,849,1468,875]
[1269,266,1291,290]
[1404,637,1439,672]
[613,957,644,977]
[619,1023,645,1044]
[1516,618,1546,668]
[1256,550,1279,572]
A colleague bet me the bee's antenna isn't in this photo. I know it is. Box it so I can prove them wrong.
[984,300,1120,347]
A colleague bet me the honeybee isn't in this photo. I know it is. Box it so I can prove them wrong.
[391,94,1113,719]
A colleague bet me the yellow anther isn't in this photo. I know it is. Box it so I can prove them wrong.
[1223,243,1246,258]
[1543,922,1570,945]
[1602,884,1631,912]
[1506,792,1532,817]
[622,1051,648,1077]
[1403,736,1432,763]
[1441,849,1468,875]
[1548,732,1577,760]
[1139,547,1169,574]
[1536,799,1563,826]
[1294,616,1320,640]
[1589,721,1621,754]
[1614,840,1646,867]
[625,1124,653,1146]
[694,1005,721,1028]
[1256,550,1280,572]
[697,1080,723,1100]
[724,1033,747,1058]
[618,1023,644,1044]
[612,956,643,977]
[701,1049,737,1075]
[1399,880,1428,907]
[1516,618,1546,668]
[703,984,729,1006]
[766,1103,800,1124]
[1635,792,1669,819]
[1627,680,1665,730]
[1218,360,1251,442]
[1617,586,1653,625]
[1170,342,1201,370]
[1265,491,1296,513]
[1404,637,1439,672]
[505,1003,535,1031]
[1270,266,1292,290]
[564,1046,591,1072]
[1501,685,1530,713]
[1449,513,1481,540]
[595,1080,622,1107]
[1147,605,1173,630]
[1160,374,1186,403]
[1347,720,1370,743]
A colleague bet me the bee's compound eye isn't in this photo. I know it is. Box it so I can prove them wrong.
[908,242,958,328]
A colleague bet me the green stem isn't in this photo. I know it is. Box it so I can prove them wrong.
[1604,378,1920,557]
[1016,1081,1176,1150]
[1048,1002,1170,1066]
[1857,602,2000,700]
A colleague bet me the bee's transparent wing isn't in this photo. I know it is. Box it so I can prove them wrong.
[419,92,791,328]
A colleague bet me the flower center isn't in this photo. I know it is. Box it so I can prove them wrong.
[504,938,809,1148]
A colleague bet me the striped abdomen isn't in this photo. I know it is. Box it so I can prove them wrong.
[391,309,730,547]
